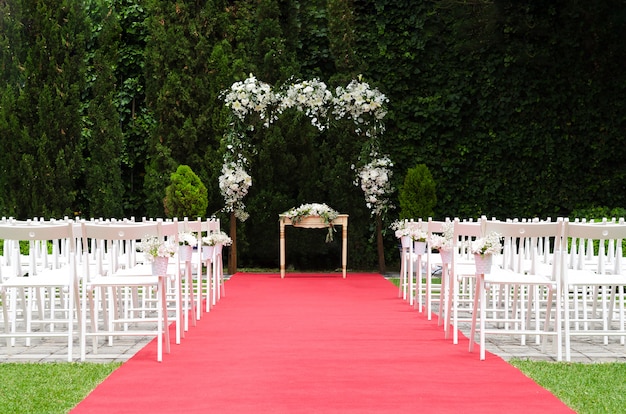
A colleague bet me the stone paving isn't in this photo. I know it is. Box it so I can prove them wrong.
[2,275,626,364]
[3,320,626,364]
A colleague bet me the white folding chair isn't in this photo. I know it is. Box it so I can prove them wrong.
[469,219,563,360]
[443,218,483,344]
[424,218,451,321]
[179,217,201,326]
[79,220,171,362]
[202,220,224,311]
[561,219,626,361]
[0,220,79,361]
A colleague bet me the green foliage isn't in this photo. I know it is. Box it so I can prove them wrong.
[398,164,436,220]
[2,1,626,269]
[164,165,208,219]
[570,206,626,222]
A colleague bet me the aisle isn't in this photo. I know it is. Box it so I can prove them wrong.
[71,273,573,413]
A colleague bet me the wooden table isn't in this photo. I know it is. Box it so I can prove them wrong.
[279,214,348,278]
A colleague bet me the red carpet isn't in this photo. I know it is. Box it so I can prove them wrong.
[72,273,573,413]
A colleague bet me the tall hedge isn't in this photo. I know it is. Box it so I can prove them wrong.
[1,1,625,270]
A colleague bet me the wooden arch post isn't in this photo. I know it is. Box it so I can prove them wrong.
[228,211,237,275]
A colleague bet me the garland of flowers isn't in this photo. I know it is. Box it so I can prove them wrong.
[220,74,390,224]
[282,203,339,242]
[277,78,333,131]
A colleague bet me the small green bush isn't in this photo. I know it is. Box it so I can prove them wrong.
[163,165,208,219]
[398,164,437,220]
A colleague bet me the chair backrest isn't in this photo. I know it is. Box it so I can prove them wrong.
[483,218,564,276]
[80,221,160,280]
[452,218,484,252]
[0,221,76,279]
[563,219,626,275]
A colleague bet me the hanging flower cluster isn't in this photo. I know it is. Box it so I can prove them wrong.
[355,154,394,216]
[138,236,177,263]
[222,75,276,127]
[333,78,389,136]
[202,231,233,247]
[471,232,502,256]
[277,78,334,131]
[219,162,252,222]
[390,220,427,241]
[429,222,455,251]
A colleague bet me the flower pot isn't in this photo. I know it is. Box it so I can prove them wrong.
[151,256,169,276]
[439,248,453,264]
[179,245,193,262]
[413,241,427,255]
[202,245,215,261]
[401,236,411,249]
[474,253,493,275]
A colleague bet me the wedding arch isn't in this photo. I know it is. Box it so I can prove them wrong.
[219,74,393,273]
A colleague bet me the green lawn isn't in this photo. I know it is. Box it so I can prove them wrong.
[0,363,120,414]
[511,360,626,413]
[1,361,625,413]
[1,276,624,413]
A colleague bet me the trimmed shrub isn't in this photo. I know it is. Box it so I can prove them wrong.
[398,164,437,220]
[164,165,208,219]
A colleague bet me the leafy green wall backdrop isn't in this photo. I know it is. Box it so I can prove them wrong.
[1,0,625,270]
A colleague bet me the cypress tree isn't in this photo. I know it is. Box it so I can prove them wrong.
[143,0,228,217]
[0,0,25,216]
[14,0,88,218]
[83,0,125,218]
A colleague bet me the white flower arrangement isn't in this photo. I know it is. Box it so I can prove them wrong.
[282,203,339,242]
[390,220,427,241]
[178,232,198,247]
[333,77,388,136]
[355,155,394,216]
[219,161,252,222]
[428,221,455,251]
[222,74,277,127]
[202,231,233,247]
[277,78,333,131]
[471,231,502,256]
[138,236,177,263]
[222,74,388,137]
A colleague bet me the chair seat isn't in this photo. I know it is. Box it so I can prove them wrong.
[565,270,626,286]
[1,266,73,288]
[485,268,556,286]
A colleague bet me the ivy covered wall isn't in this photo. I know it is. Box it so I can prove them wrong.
[1,0,625,270]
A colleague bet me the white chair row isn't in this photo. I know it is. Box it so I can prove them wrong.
[398,216,626,362]
[0,216,225,362]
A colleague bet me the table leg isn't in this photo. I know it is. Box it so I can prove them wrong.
[342,224,348,278]
[280,221,286,278]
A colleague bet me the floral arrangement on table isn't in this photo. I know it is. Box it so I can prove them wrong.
[355,154,394,216]
[178,232,198,247]
[470,231,502,256]
[202,231,233,247]
[281,203,339,242]
[390,220,427,242]
[428,222,455,251]
[219,161,252,222]
[277,78,333,131]
[138,236,177,263]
